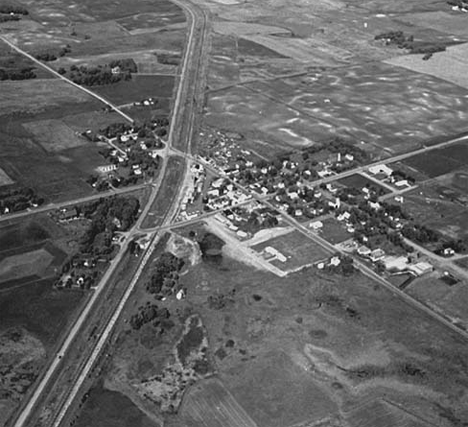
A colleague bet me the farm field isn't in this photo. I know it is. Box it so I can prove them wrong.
[251,229,329,271]
[180,378,257,427]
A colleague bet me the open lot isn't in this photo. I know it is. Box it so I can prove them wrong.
[407,275,468,329]
[319,217,352,244]
[338,173,390,194]
[251,229,329,271]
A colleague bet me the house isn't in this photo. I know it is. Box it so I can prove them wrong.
[409,262,433,276]
[294,209,303,217]
[395,179,409,187]
[329,256,341,267]
[58,207,78,222]
[357,245,371,256]
[369,201,381,210]
[370,248,385,262]
[310,221,323,230]
[111,66,121,74]
[345,154,354,162]
[97,164,118,174]
[394,196,404,203]
[443,248,455,257]
[369,164,393,176]
[237,230,248,239]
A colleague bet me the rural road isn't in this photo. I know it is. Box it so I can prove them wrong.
[0,35,135,123]
[7,0,210,426]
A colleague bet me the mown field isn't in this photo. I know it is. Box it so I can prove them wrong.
[251,229,329,271]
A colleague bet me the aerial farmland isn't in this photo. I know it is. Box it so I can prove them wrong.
[1,0,468,426]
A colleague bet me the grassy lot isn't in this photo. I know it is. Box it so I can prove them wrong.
[403,151,465,178]
[319,217,352,244]
[75,383,156,427]
[251,229,329,271]
[93,75,175,105]
[338,173,390,194]
[0,278,84,347]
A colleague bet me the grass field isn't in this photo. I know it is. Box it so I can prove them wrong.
[338,173,390,194]
[75,383,156,427]
[23,119,87,152]
[251,229,329,271]
[180,378,258,427]
[228,351,336,427]
[0,167,14,186]
[319,217,352,244]
[407,275,468,329]
[117,11,185,31]
[403,151,466,178]
[0,248,55,283]
[0,79,101,118]
[93,75,175,105]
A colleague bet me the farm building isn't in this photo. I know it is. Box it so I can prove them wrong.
[368,164,393,176]
[409,262,433,276]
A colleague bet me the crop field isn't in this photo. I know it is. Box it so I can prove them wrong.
[22,119,87,152]
[251,229,329,271]
[0,247,54,284]
[243,63,468,154]
[346,399,428,427]
[180,378,258,427]
[206,86,336,151]
[62,110,123,133]
[0,79,101,118]
[228,351,336,427]
[117,10,186,32]
[396,11,468,37]
[407,275,468,329]
[93,75,175,106]
[319,217,352,244]
[386,43,468,90]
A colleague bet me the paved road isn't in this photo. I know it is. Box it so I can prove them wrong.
[0,183,148,224]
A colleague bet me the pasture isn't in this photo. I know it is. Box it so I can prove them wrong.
[180,378,257,427]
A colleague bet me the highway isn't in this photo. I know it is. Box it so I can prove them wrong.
[8,0,209,426]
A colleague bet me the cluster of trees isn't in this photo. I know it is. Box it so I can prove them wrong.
[0,187,43,213]
[197,232,225,262]
[35,45,71,62]
[0,5,28,14]
[0,66,36,80]
[324,255,356,276]
[79,196,140,256]
[60,58,137,87]
[448,0,468,7]
[0,13,20,22]
[145,252,185,299]
[391,169,415,184]
[130,302,173,331]
[157,53,180,65]
[375,31,447,58]
[401,224,439,244]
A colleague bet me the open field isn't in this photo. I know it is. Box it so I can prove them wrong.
[0,79,101,118]
[180,378,258,427]
[22,119,87,152]
[75,383,156,427]
[251,229,329,271]
[403,150,467,178]
[227,351,336,427]
[93,75,175,106]
[386,43,468,89]
[396,11,468,37]
[0,167,14,186]
[407,275,468,329]
[117,11,186,32]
